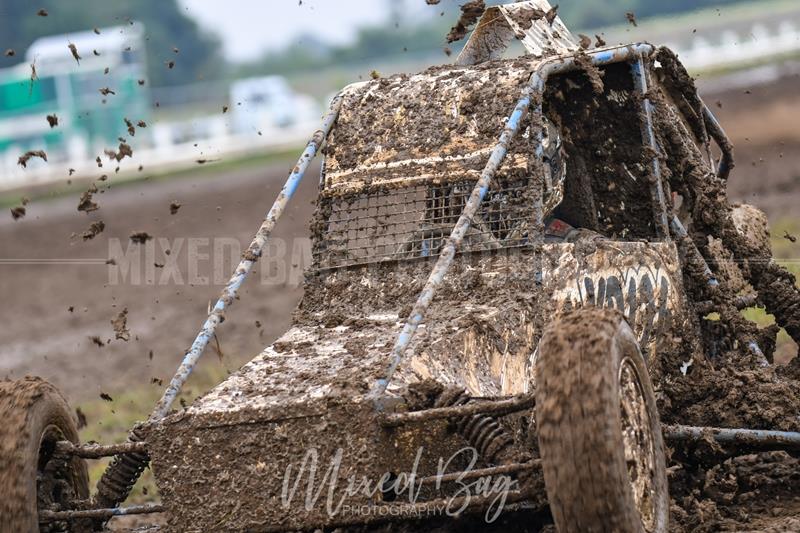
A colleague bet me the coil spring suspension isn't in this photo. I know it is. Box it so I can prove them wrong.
[435,387,516,465]
[92,427,150,515]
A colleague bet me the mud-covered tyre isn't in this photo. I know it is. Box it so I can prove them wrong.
[535,308,668,533]
[0,376,90,532]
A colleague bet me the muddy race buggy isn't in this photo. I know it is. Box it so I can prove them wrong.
[4,2,800,532]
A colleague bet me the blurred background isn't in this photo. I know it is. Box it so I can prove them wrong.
[0,0,798,188]
[0,0,798,500]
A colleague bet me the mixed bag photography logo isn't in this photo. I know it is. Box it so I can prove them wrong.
[280,446,517,523]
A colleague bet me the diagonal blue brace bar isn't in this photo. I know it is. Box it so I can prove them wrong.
[368,81,537,402]
[149,94,343,420]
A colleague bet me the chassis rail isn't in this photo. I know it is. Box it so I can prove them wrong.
[664,425,800,450]
[39,504,164,523]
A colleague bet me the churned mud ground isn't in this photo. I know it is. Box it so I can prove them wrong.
[0,156,318,403]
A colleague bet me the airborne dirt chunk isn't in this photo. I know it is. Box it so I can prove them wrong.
[124,117,136,136]
[4,48,14,56]
[99,87,115,96]
[89,336,105,347]
[169,201,181,215]
[17,149,47,168]
[111,307,131,341]
[67,43,81,64]
[544,4,559,25]
[46,114,58,127]
[626,11,637,26]
[129,231,152,244]
[77,185,99,213]
[104,142,133,162]
[36,8,47,16]
[99,392,113,402]
[81,220,105,240]
[507,5,545,30]
[10,206,26,220]
[446,0,485,43]
[111,142,133,161]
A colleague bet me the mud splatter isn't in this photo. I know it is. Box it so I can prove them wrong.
[46,114,58,128]
[129,231,153,244]
[111,307,131,341]
[507,5,545,30]
[89,336,105,347]
[544,4,559,26]
[17,150,47,168]
[10,206,26,220]
[68,43,81,64]
[77,184,99,213]
[446,0,485,43]
[81,220,105,241]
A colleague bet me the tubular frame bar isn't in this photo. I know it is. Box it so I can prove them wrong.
[701,103,735,180]
[54,440,148,459]
[149,94,343,420]
[632,52,671,239]
[379,394,536,427]
[416,459,541,486]
[39,504,165,522]
[370,43,656,402]
[664,425,800,450]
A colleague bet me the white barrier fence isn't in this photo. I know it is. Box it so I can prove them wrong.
[0,116,317,192]
[669,20,800,71]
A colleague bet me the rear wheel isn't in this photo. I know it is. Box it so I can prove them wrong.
[0,376,90,532]
[534,308,668,533]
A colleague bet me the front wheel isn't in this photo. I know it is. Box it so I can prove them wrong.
[535,308,668,533]
[0,376,91,532]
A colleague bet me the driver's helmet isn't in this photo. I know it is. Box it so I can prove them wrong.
[541,117,566,215]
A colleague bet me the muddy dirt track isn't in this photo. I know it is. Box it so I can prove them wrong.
[0,73,798,407]
[0,158,319,403]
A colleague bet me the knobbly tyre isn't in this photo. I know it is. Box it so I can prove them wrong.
[4,2,800,532]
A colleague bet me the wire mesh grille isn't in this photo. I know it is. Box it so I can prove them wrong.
[313,176,535,269]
